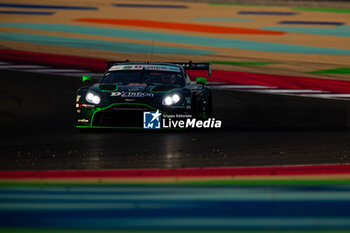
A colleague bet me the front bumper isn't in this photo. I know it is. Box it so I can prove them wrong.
[76,103,190,129]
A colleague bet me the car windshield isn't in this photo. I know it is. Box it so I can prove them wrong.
[101,71,184,85]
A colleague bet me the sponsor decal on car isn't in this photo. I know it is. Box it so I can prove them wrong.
[111,92,154,98]
[109,65,143,71]
[109,65,181,72]
[144,65,181,72]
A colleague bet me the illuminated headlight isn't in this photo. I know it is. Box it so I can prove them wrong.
[163,93,181,105]
[85,91,101,105]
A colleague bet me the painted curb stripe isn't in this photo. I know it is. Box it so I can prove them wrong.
[2,49,350,95]
[210,61,277,66]
[75,18,284,35]
[263,26,350,37]
[279,21,344,26]
[27,69,89,73]
[194,17,253,22]
[190,69,350,94]
[0,32,212,55]
[195,69,350,93]
[0,65,49,69]
[1,50,350,98]
[0,3,97,10]
[208,3,283,7]
[0,11,54,15]
[0,49,107,72]
[2,179,350,186]
[2,23,350,55]
[1,164,350,179]
[238,11,298,15]
[112,3,188,9]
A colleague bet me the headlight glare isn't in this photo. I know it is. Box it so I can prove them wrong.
[172,94,180,103]
[164,96,173,105]
[163,93,181,105]
[85,91,101,104]
[86,93,94,101]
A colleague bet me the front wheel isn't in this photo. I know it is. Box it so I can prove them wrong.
[192,92,212,120]
[200,92,212,120]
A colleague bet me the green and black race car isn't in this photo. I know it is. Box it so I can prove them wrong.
[75,61,212,129]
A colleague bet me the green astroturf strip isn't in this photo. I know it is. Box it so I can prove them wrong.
[3,230,350,233]
[1,179,350,187]
[309,68,350,74]
[292,7,350,14]
[210,61,278,66]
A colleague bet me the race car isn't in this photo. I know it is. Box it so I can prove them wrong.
[75,61,212,129]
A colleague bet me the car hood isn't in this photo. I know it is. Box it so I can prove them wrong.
[87,83,182,107]
[91,83,181,94]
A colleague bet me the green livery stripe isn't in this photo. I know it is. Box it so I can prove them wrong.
[76,125,142,129]
[292,7,350,14]
[309,68,350,74]
[89,103,167,127]
[210,61,278,66]
[2,179,350,187]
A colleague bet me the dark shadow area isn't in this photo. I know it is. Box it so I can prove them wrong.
[1,69,350,170]
[213,89,350,131]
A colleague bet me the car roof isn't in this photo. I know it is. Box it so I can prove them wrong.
[108,62,184,73]
[112,62,182,67]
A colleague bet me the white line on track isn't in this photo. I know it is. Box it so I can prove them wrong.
[211,85,277,89]
[59,73,103,77]
[206,82,228,85]
[253,89,330,93]
[300,94,350,98]
[2,61,350,101]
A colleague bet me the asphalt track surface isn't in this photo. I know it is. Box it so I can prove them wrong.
[1,69,350,171]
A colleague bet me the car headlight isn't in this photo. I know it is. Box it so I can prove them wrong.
[163,93,181,105]
[85,91,101,105]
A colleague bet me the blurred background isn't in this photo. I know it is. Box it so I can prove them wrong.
[1,0,350,232]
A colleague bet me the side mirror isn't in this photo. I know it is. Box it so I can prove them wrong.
[82,75,92,83]
[196,77,207,85]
